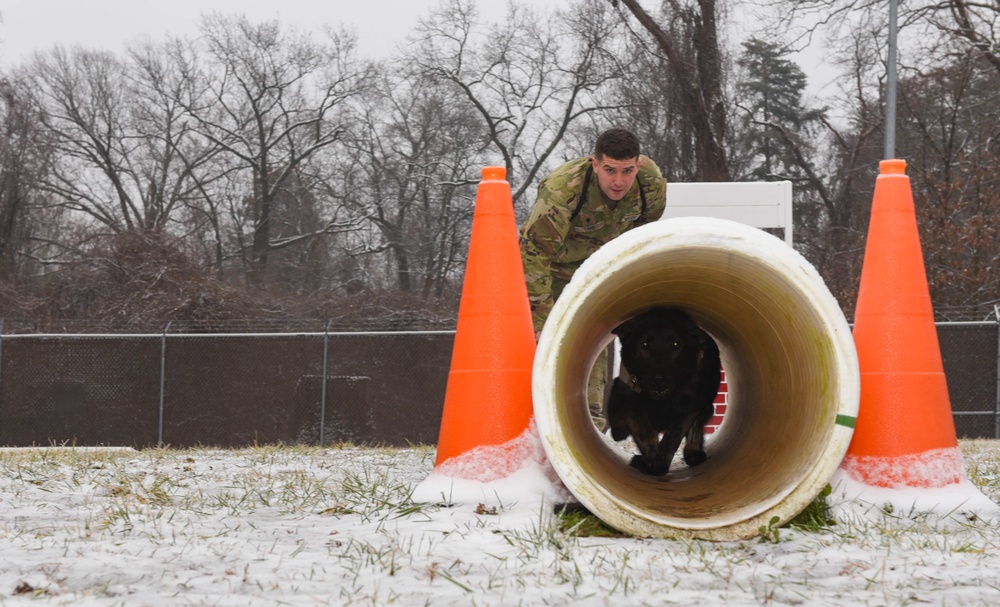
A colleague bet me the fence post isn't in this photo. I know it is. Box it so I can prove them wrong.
[319,320,330,447]
[995,305,999,439]
[159,321,172,448]
[0,319,4,419]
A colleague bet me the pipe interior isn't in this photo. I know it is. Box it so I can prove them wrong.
[550,245,843,528]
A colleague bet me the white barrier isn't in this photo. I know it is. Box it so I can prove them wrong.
[665,181,793,245]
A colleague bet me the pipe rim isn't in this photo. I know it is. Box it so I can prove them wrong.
[533,218,859,540]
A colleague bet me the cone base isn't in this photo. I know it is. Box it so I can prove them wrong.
[850,372,958,458]
[830,466,1000,521]
[840,446,965,488]
[434,369,534,466]
[432,419,546,482]
[413,422,571,505]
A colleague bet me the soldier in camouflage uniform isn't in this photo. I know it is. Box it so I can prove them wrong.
[519,128,667,426]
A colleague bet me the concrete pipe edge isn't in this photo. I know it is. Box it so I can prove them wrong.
[533,217,860,541]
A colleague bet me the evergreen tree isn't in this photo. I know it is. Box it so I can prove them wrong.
[735,38,821,181]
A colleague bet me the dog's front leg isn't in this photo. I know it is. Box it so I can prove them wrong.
[628,414,667,475]
[606,378,637,441]
[648,425,685,475]
[682,405,713,467]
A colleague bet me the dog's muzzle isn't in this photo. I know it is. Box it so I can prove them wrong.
[646,378,671,400]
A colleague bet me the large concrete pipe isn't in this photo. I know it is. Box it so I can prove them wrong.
[533,217,859,541]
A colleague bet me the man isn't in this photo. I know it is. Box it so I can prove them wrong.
[520,127,667,423]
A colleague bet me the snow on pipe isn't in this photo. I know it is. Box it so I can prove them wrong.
[533,218,860,541]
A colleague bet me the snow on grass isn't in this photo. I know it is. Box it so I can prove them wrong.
[1,440,999,606]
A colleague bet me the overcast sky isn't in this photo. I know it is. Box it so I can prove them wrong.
[0,0,565,65]
[0,0,836,105]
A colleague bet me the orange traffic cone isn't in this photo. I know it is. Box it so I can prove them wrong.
[431,166,537,473]
[841,159,964,488]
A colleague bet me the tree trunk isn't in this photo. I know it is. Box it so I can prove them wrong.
[617,0,731,180]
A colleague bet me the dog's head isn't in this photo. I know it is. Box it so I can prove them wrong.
[613,308,705,400]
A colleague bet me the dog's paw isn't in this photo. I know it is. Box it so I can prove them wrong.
[683,449,707,467]
[609,425,630,442]
[629,455,669,476]
[628,455,647,472]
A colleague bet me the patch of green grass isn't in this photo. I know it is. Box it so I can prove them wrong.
[758,484,836,543]
[554,506,628,538]
[788,483,836,532]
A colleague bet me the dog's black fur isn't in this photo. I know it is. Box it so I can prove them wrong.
[606,307,721,476]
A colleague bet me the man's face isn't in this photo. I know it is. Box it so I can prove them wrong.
[591,155,640,202]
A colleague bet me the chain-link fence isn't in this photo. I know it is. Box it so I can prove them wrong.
[938,319,1000,439]
[0,317,997,448]
[0,328,453,448]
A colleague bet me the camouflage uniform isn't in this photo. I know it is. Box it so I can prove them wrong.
[520,155,667,422]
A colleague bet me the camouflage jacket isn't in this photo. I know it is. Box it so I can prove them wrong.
[519,155,667,330]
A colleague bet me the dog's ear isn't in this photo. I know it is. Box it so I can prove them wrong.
[611,317,634,339]
[694,332,717,367]
[675,313,700,338]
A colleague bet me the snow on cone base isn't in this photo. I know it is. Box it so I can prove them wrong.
[841,447,964,489]
[434,423,545,483]
[831,456,1000,522]
[413,422,569,505]
[836,447,999,520]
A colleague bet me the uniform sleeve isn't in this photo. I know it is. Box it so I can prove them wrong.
[635,165,667,227]
[520,182,575,331]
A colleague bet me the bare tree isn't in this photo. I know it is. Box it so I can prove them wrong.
[125,38,225,247]
[182,15,371,283]
[28,49,150,231]
[717,19,886,312]
[759,0,1000,316]
[895,54,1000,316]
[412,0,629,206]
[611,0,732,181]
[0,75,51,282]
[940,0,1000,77]
[24,42,225,240]
[762,0,1000,92]
[332,67,481,295]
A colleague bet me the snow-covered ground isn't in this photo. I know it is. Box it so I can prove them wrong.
[2,440,999,606]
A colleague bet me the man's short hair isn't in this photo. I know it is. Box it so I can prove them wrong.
[594,128,640,160]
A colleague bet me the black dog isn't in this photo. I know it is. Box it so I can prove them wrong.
[606,307,721,476]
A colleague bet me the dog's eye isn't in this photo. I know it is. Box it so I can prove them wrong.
[672,340,681,350]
